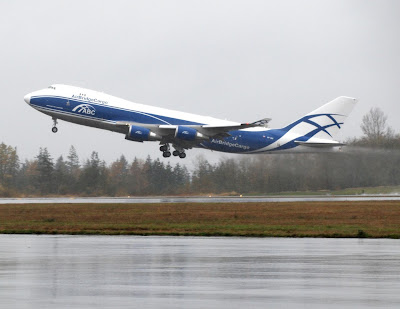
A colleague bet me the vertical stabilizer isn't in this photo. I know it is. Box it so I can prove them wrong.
[282,96,358,141]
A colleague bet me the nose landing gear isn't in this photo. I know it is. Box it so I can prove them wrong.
[52,118,58,133]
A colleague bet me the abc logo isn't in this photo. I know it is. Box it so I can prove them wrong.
[72,104,96,116]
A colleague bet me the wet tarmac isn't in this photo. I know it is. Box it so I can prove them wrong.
[1,195,400,204]
[1,235,400,308]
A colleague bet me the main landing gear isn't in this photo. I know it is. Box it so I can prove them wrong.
[173,150,186,159]
[52,118,58,133]
[160,144,171,158]
[160,144,186,159]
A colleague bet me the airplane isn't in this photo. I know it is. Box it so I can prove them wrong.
[24,84,357,159]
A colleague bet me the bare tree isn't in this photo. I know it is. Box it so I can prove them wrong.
[360,107,390,140]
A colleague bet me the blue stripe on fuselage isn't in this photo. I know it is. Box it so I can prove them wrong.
[30,96,203,126]
[201,129,286,153]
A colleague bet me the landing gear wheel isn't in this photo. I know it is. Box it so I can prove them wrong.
[163,151,171,158]
[52,118,58,133]
[160,145,168,152]
[179,152,186,159]
[173,150,180,156]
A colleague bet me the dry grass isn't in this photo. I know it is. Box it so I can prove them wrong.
[1,201,400,238]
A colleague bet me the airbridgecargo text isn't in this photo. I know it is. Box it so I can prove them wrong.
[72,94,108,105]
[211,139,250,150]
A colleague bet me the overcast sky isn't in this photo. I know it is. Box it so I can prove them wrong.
[1,0,400,166]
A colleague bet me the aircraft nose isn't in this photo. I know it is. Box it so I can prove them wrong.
[24,93,31,104]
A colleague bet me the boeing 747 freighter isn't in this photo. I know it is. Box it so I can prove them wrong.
[24,85,357,158]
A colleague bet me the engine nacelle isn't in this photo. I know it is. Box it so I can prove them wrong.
[175,126,206,141]
[125,125,161,142]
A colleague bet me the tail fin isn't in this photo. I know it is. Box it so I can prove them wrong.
[282,96,358,141]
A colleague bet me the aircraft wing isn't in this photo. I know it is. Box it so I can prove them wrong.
[116,118,270,139]
[197,118,270,137]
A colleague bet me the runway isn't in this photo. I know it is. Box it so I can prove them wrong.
[1,195,400,204]
[1,235,399,308]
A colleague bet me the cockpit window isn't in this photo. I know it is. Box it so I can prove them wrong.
[48,86,56,90]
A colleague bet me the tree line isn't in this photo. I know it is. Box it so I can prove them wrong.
[0,145,191,197]
[1,107,400,197]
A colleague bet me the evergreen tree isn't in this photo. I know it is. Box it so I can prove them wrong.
[79,151,107,195]
[66,145,80,174]
[109,155,129,195]
[54,156,69,194]
[172,163,190,194]
[191,156,215,193]
[147,158,165,194]
[66,145,81,193]
[140,156,152,194]
[128,157,146,195]
[35,148,54,194]
[99,159,110,195]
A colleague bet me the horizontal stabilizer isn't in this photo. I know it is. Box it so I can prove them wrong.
[295,140,345,148]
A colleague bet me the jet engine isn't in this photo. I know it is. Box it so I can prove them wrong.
[175,126,207,141]
[125,125,161,142]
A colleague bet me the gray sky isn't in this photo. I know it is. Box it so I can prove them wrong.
[1,0,400,166]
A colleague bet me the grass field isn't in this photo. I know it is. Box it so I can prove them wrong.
[1,201,400,238]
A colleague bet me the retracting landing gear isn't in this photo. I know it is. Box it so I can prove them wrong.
[160,144,171,158]
[178,152,186,159]
[160,144,187,159]
[52,118,58,133]
[172,149,186,159]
